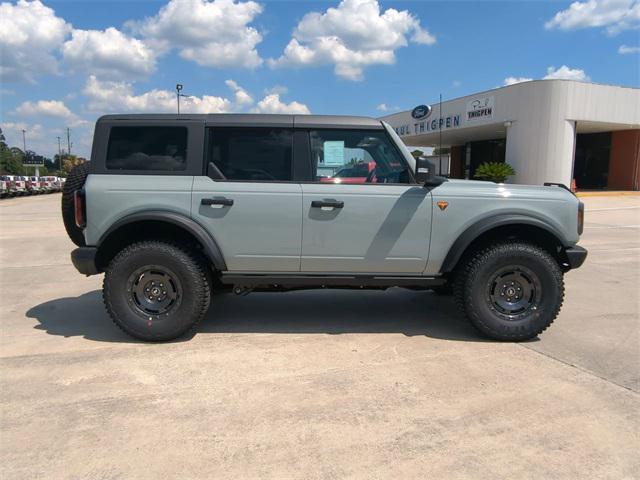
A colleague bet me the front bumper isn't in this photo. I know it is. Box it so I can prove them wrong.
[71,247,99,276]
[564,246,588,269]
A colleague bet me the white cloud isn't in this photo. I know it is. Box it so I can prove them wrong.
[12,99,88,127]
[83,75,233,113]
[545,0,640,35]
[503,76,533,86]
[0,0,71,82]
[543,65,591,81]
[225,79,253,107]
[251,94,310,114]
[618,43,640,53]
[82,76,309,115]
[0,121,46,153]
[62,27,157,80]
[376,103,400,112]
[268,0,435,80]
[503,66,590,86]
[130,0,263,68]
[14,100,73,119]
[1,121,44,140]
[452,80,461,87]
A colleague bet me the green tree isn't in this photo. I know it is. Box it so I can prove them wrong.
[62,154,86,174]
[474,162,516,183]
[410,149,424,159]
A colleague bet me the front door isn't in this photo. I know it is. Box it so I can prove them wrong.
[300,129,432,274]
[192,126,302,272]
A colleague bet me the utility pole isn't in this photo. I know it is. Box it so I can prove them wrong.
[66,127,72,156]
[57,136,62,172]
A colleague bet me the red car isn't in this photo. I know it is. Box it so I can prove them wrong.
[320,162,376,184]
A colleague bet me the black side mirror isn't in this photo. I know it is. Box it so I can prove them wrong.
[415,156,436,184]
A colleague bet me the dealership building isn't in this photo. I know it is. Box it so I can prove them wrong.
[380,80,640,190]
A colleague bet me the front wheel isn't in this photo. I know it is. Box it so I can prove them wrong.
[453,242,564,341]
[103,241,211,341]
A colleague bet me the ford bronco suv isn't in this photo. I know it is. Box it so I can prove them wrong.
[63,114,587,342]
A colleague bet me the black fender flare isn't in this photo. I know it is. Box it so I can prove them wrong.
[440,214,569,273]
[98,210,227,271]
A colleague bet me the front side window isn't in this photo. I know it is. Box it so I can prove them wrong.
[106,126,187,171]
[209,127,293,182]
[311,130,412,184]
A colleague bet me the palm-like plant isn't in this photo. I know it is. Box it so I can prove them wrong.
[474,162,516,183]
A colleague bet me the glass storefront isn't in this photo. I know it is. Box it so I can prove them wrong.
[573,133,611,189]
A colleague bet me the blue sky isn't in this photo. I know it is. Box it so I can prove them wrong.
[1,0,639,158]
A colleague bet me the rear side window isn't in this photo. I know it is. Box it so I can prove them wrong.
[209,127,293,182]
[106,126,188,171]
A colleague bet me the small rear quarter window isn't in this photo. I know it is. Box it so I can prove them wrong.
[106,126,188,171]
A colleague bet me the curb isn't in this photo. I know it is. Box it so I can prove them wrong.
[576,191,640,198]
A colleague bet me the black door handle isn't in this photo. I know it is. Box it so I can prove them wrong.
[311,200,344,209]
[201,198,234,206]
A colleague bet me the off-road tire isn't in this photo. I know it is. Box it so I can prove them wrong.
[103,241,211,342]
[453,242,564,341]
[61,162,90,246]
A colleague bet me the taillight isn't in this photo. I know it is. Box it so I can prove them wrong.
[74,190,86,228]
[577,201,584,235]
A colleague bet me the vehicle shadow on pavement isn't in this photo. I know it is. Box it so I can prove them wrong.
[26,288,491,343]
[201,288,489,342]
[26,291,143,343]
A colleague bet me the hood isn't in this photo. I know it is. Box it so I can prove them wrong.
[433,179,577,202]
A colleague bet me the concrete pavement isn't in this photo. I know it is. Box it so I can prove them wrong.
[1,193,638,479]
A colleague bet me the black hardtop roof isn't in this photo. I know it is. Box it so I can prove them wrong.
[97,113,384,129]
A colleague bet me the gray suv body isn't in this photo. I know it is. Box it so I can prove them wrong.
[65,114,587,342]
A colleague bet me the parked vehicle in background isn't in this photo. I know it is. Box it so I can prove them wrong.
[41,176,61,193]
[0,176,11,198]
[8,175,27,195]
[27,176,44,194]
[63,114,587,343]
[320,162,376,184]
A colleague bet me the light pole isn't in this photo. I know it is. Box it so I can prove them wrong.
[176,83,183,114]
[57,136,62,172]
[21,129,26,152]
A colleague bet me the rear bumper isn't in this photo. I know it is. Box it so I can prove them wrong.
[71,247,99,276]
[564,246,588,269]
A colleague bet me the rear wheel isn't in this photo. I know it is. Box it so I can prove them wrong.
[103,241,211,341]
[453,242,564,341]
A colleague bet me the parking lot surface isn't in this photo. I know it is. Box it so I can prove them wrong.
[1,193,638,479]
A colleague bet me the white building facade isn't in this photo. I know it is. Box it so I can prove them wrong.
[381,80,640,190]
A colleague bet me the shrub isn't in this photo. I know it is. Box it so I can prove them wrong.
[474,162,515,183]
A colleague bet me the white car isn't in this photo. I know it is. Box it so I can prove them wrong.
[5,175,27,195]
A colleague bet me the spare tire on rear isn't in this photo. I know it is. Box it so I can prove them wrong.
[61,162,90,247]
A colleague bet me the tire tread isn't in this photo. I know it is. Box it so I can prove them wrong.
[453,242,564,341]
[103,240,211,341]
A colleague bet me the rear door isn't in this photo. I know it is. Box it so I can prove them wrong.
[300,128,432,274]
[191,123,302,272]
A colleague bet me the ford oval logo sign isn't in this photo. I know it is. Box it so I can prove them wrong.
[411,104,432,120]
